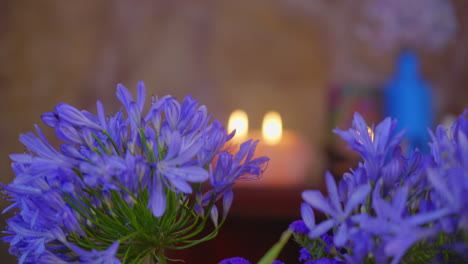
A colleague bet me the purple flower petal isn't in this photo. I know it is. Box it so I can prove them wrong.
[325,172,342,214]
[344,184,371,216]
[333,223,348,247]
[55,103,102,130]
[302,190,335,216]
[301,203,315,232]
[149,175,166,217]
[309,219,335,239]
[222,190,234,218]
[136,80,146,113]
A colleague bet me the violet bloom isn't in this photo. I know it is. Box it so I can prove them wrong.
[333,113,404,182]
[304,258,349,264]
[149,129,209,217]
[69,241,121,264]
[297,110,468,264]
[218,257,251,264]
[202,139,268,217]
[302,172,370,247]
[289,220,310,235]
[354,184,449,264]
[320,233,334,253]
[299,247,312,262]
[426,110,468,233]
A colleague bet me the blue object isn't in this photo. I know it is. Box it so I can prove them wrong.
[384,50,433,153]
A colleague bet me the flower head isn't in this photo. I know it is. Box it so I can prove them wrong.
[289,220,310,235]
[218,257,251,264]
[426,110,468,233]
[302,172,370,247]
[299,247,312,262]
[333,113,404,182]
[2,82,268,263]
[298,110,468,264]
[304,258,349,264]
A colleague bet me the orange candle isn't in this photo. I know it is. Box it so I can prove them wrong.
[228,110,311,188]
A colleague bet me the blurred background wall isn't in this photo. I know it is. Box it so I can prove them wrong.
[1,0,467,263]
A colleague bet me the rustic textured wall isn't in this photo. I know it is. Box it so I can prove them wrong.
[1,1,467,262]
[0,0,332,185]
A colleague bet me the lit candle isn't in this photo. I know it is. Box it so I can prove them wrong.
[262,111,282,145]
[228,109,249,143]
[237,111,312,188]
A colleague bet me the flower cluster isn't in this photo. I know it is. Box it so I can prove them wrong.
[295,111,468,263]
[1,82,268,264]
[219,257,285,264]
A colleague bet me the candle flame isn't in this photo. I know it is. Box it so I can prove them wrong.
[228,109,248,141]
[262,111,282,145]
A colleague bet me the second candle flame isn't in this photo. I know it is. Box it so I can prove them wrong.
[262,111,282,145]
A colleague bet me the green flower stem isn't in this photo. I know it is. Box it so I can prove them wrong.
[153,250,167,264]
[103,130,121,155]
[169,205,214,243]
[139,129,156,163]
[92,133,112,155]
[169,217,227,250]
[257,230,292,264]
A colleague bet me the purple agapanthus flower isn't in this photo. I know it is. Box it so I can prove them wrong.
[289,220,310,235]
[201,139,268,217]
[68,241,122,264]
[304,258,349,264]
[353,184,447,264]
[1,81,268,263]
[298,110,468,264]
[219,257,284,264]
[320,233,334,253]
[426,110,468,233]
[218,257,251,264]
[333,113,404,182]
[302,172,370,247]
[299,247,312,262]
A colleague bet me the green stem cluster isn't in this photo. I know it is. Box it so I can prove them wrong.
[59,129,229,263]
[63,183,226,264]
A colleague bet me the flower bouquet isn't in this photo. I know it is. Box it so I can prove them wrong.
[2,81,467,264]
